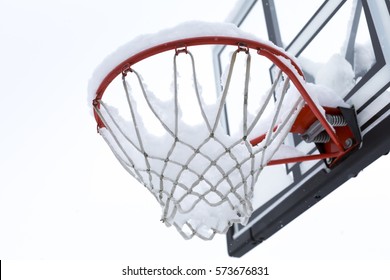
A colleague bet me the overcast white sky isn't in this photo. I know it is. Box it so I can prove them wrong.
[0,0,389,269]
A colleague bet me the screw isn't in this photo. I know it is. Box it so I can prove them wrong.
[344,138,353,149]
[326,157,333,165]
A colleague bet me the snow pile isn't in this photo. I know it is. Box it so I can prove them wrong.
[88,21,283,107]
[354,42,375,77]
[315,54,355,96]
[300,42,376,100]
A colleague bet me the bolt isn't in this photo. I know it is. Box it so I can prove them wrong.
[344,138,353,149]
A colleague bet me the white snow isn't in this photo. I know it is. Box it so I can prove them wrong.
[271,144,305,160]
[354,42,375,77]
[88,21,284,107]
[302,82,349,108]
[315,54,355,97]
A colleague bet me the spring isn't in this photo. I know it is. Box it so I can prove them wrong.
[326,114,347,127]
[312,131,330,143]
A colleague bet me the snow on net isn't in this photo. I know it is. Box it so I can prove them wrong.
[88,22,329,240]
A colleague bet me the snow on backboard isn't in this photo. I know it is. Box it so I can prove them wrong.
[214,0,390,257]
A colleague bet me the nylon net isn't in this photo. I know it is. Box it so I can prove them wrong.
[93,48,304,240]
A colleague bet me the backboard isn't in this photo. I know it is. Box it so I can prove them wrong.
[215,0,390,257]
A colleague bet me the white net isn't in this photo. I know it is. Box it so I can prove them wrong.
[93,48,304,240]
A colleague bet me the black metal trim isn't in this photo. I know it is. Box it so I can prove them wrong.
[344,0,386,102]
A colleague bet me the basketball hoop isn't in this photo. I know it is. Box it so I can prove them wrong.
[89,22,360,239]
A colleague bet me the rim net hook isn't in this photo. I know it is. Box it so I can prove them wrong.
[175,45,188,55]
[122,64,132,77]
[237,43,249,53]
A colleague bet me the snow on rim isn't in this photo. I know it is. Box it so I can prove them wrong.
[87,21,285,107]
